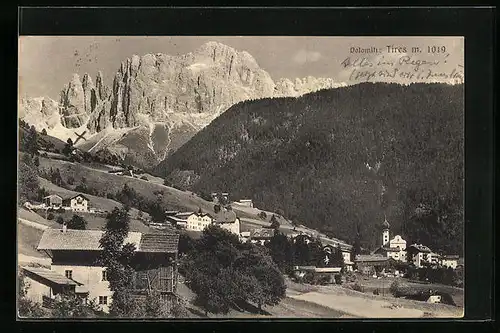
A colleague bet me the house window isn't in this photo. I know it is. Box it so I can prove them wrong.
[102,270,108,281]
[65,270,73,279]
[99,296,108,305]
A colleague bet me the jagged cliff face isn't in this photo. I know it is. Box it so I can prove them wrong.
[19,41,344,169]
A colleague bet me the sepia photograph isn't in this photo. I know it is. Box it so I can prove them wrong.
[17,36,464,319]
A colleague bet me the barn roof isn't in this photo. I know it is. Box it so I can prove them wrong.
[37,229,180,253]
[138,232,180,253]
[21,266,77,286]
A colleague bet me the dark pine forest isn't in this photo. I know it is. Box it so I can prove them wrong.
[155,83,464,255]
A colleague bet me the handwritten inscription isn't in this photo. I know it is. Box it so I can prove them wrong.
[341,51,463,84]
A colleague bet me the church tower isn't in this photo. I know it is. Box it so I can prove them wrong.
[382,215,390,247]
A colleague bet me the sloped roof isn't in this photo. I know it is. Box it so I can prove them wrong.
[43,194,63,200]
[355,254,392,263]
[37,228,179,253]
[138,232,179,253]
[250,228,275,239]
[373,246,401,253]
[37,229,142,251]
[442,255,459,260]
[21,266,77,286]
[213,210,237,223]
[176,212,194,217]
[62,194,90,202]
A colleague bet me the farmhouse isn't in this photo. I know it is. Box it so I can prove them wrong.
[407,244,434,268]
[354,254,398,276]
[43,195,63,209]
[212,209,240,236]
[35,227,180,313]
[292,266,342,284]
[62,194,90,212]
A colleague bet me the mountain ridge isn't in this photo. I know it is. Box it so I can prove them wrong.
[19,41,346,169]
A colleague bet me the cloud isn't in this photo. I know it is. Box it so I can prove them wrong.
[292,49,322,64]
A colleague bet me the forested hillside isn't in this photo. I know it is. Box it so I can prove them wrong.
[155,83,464,254]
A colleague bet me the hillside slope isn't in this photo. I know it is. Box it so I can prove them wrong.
[155,83,464,253]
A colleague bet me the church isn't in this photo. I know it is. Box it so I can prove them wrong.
[372,217,408,262]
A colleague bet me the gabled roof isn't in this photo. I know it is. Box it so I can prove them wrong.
[374,246,401,253]
[63,194,90,201]
[37,228,180,253]
[38,229,142,251]
[21,266,77,286]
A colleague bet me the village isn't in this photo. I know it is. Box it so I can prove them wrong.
[18,186,464,317]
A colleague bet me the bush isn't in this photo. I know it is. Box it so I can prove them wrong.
[140,176,148,181]
[258,211,267,220]
[47,213,54,220]
[334,274,342,285]
[351,283,363,292]
[67,215,87,230]
[373,288,380,295]
[56,216,64,224]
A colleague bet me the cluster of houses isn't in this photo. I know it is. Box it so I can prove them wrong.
[24,193,94,213]
[355,218,463,277]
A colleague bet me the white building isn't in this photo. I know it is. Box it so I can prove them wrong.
[186,213,213,232]
[62,194,89,212]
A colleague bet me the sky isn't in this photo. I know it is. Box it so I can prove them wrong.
[19,36,464,100]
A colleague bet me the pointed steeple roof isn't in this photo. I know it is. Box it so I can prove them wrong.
[381,214,390,230]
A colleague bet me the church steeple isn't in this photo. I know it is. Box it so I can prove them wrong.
[381,214,390,246]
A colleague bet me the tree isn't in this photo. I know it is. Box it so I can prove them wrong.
[183,225,286,315]
[62,138,74,156]
[266,231,293,274]
[25,126,40,157]
[51,294,102,318]
[270,214,280,229]
[97,207,137,317]
[67,215,87,230]
[213,205,221,214]
[33,156,40,168]
[56,216,65,224]
[258,211,267,220]
[18,162,40,203]
[41,128,47,136]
